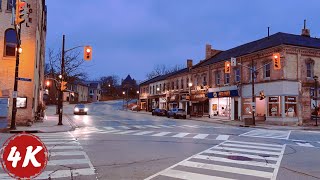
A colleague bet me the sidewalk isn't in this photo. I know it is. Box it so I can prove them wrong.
[130,110,320,131]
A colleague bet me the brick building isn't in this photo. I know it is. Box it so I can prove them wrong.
[0,0,47,125]
[139,28,320,125]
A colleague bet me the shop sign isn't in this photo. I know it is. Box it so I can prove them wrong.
[269,97,279,102]
[285,96,296,102]
[159,98,167,103]
[208,90,239,98]
[180,95,190,101]
[192,94,205,99]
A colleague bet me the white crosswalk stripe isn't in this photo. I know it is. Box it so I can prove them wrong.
[0,132,97,180]
[144,140,285,180]
[296,142,314,147]
[240,129,291,139]
[193,134,209,139]
[100,124,221,130]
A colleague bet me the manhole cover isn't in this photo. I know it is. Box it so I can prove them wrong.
[227,156,252,161]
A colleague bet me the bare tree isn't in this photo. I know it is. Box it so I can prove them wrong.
[146,64,185,79]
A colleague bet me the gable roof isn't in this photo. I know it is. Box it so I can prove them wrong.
[197,32,320,67]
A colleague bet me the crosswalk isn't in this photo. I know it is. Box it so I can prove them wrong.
[144,140,285,180]
[74,127,230,141]
[239,129,291,140]
[0,132,96,180]
[99,124,227,131]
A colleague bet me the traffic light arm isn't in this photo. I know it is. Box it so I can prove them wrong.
[64,45,86,53]
[45,77,61,85]
[237,61,272,72]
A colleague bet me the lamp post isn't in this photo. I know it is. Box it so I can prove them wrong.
[122,91,125,110]
[188,82,193,116]
[136,90,140,111]
[314,75,318,126]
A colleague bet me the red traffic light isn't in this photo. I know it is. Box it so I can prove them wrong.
[84,46,92,61]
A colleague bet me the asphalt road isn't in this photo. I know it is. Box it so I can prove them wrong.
[1,100,320,180]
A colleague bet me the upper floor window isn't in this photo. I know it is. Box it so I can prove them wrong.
[264,63,271,78]
[171,82,174,90]
[176,79,179,89]
[306,62,313,78]
[159,84,162,92]
[163,83,166,91]
[224,73,230,84]
[234,68,240,82]
[215,72,221,85]
[203,76,207,86]
[181,79,184,89]
[7,0,16,11]
[250,66,257,82]
[4,29,17,57]
[153,86,155,94]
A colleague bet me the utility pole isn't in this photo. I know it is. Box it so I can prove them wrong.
[251,58,256,125]
[10,26,22,130]
[58,35,65,125]
[314,76,318,126]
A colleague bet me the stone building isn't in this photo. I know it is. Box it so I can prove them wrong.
[0,0,47,125]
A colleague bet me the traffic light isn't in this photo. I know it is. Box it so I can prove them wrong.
[273,53,281,70]
[225,61,231,73]
[84,46,92,61]
[259,91,265,100]
[60,81,67,91]
[15,0,26,25]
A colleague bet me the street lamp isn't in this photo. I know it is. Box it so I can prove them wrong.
[122,91,125,110]
[314,75,318,126]
[188,82,193,116]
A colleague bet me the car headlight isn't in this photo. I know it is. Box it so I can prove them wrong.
[84,108,88,112]
[74,108,79,112]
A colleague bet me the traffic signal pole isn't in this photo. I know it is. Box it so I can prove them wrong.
[251,59,256,125]
[58,35,65,125]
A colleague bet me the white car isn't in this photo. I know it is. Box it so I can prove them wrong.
[74,104,88,115]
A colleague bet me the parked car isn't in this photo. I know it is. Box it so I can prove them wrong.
[152,108,167,116]
[74,104,88,115]
[167,108,186,119]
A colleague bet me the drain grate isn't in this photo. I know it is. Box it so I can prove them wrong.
[227,155,252,161]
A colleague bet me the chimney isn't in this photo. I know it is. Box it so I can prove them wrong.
[205,44,212,59]
[187,59,193,69]
[301,19,310,37]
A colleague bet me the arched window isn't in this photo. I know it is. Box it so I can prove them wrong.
[4,29,17,57]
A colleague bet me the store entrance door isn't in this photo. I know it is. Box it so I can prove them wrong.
[234,100,239,120]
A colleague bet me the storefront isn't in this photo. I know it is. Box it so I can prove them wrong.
[159,97,167,109]
[168,94,179,110]
[139,99,147,111]
[208,89,240,120]
[179,93,190,114]
[191,93,208,117]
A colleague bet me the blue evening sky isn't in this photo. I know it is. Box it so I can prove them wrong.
[46,0,320,82]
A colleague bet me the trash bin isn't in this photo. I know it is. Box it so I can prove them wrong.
[244,118,254,126]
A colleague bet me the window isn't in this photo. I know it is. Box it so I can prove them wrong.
[264,63,271,78]
[224,73,230,84]
[4,29,17,57]
[181,79,184,89]
[171,82,174,90]
[152,86,155,94]
[268,96,280,117]
[163,83,166,91]
[250,66,257,82]
[307,62,313,78]
[203,76,207,86]
[186,78,189,86]
[176,79,179,89]
[234,68,240,82]
[215,72,221,85]
[7,0,16,11]
[285,96,297,117]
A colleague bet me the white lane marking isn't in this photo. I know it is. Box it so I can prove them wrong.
[48,159,89,166]
[133,131,154,135]
[47,146,82,150]
[36,168,95,179]
[103,130,122,133]
[172,133,190,138]
[158,169,236,180]
[152,132,171,137]
[193,134,209,139]
[203,150,279,161]
[215,135,229,141]
[296,142,314,147]
[50,151,85,156]
[103,127,115,130]
[113,130,138,134]
[182,125,199,128]
[240,130,290,139]
[180,160,274,179]
[271,145,286,180]
[286,130,292,140]
[133,125,145,129]
[193,154,276,168]
[158,125,174,128]
[226,140,283,147]
[212,147,281,156]
[44,141,79,145]
[119,126,130,130]
[222,143,283,151]
[146,125,160,128]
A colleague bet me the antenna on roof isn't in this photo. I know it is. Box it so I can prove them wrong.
[304,19,306,29]
[267,27,270,38]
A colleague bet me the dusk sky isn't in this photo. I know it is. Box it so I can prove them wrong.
[46,0,320,83]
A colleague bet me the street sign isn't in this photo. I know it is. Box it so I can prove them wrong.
[12,91,18,98]
[231,57,237,66]
[17,77,32,82]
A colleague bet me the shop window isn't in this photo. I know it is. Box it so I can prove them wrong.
[268,96,280,117]
[285,96,297,117]
[224,73,230,84]
[306,62,313,78]
[215,72,221,85]
[242,98,252,115]
[234,68,240,82]
[264,63,271,78]
[4,29,17,57]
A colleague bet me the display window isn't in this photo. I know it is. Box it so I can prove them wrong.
[268,96,280,117]
[242,98,252,115]
[285,96,297,117]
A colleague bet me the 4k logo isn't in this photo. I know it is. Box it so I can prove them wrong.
[0,133,48,179]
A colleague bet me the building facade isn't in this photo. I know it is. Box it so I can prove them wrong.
[0,0,47,125]
[63,82,88,104]
[139,29,320,125]
[86,82,101,102]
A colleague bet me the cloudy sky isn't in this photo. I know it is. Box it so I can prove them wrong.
[46,0,320,82]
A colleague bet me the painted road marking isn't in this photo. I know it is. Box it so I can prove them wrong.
[113,130,138,134]
[172,133,190,138]
[133,131,154,135]
[193,134,209,139]
[104,126,115,130]
[226,140,283,147]
[296,142,314,147]
[144,140,285,180]
[50,151,85,156]
[240,129,290,139]
[48,159,90,166]
[222,143,283,151]
[215,135,229,140]
[152,132,171,137]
